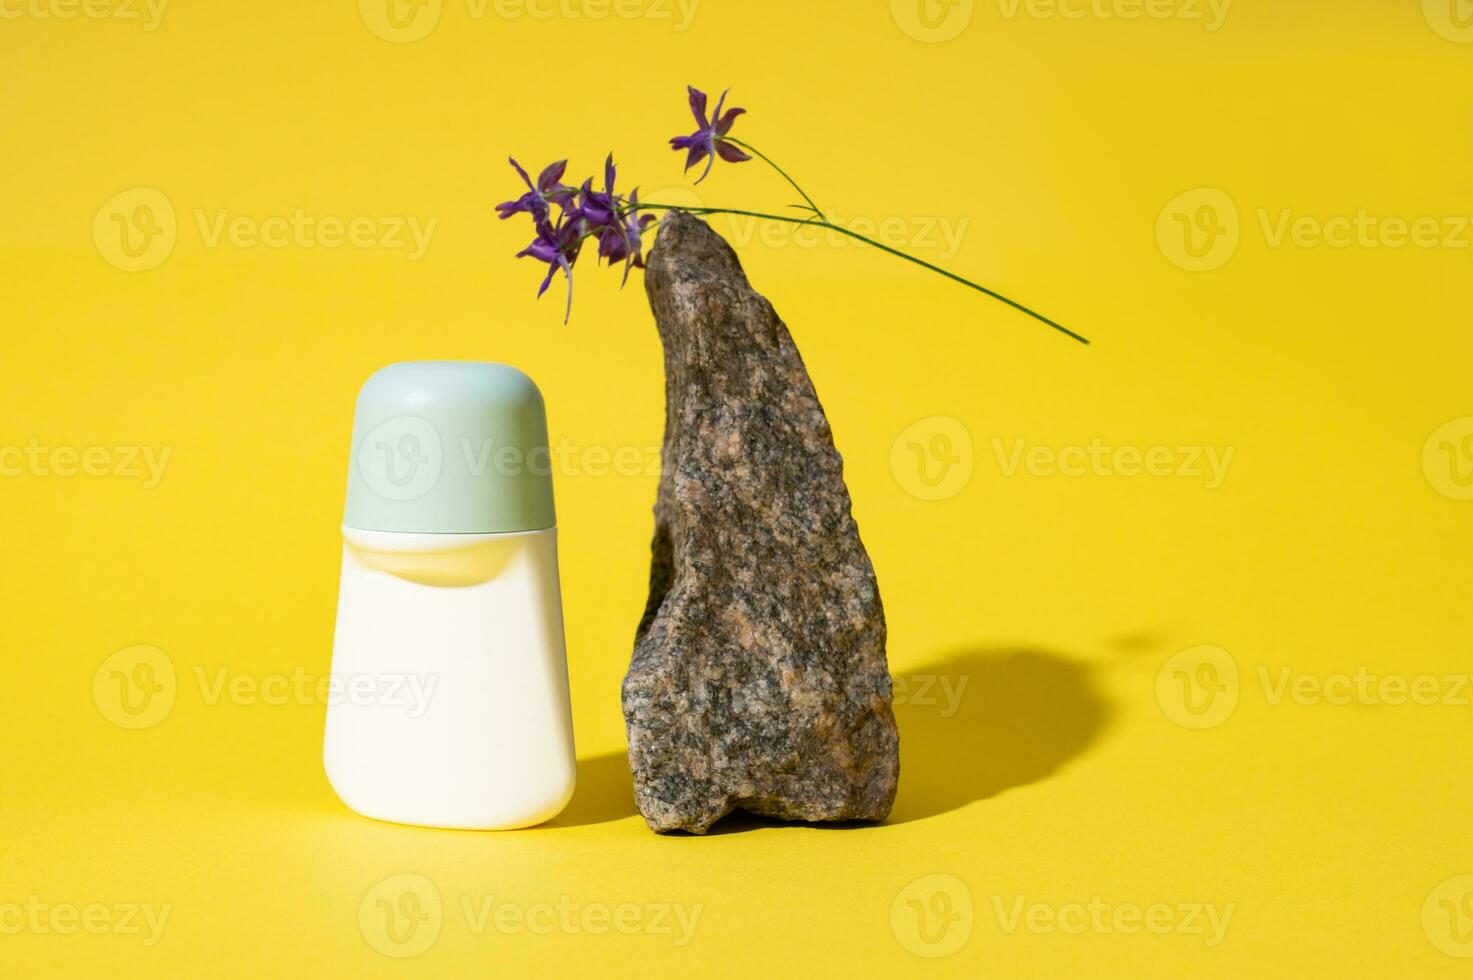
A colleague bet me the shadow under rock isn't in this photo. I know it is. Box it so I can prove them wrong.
[549,647,1110,833]
[700,647,1111,833]
[886,647,1111,823]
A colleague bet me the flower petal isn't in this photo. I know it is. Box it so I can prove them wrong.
[692,148,717,184]
[711,89,728,129]
[557,256,574,323]
[715,140,752,163]
[686,85,709,128]
[683,144,709,173]
[508,156,535,190]
[714,106,745,136]
[536,160,567,191]
[495,195,529,220]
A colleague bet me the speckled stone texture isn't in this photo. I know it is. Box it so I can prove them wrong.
[622,211,899,834]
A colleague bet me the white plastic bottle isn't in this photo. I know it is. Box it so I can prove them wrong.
[324,361,575,830]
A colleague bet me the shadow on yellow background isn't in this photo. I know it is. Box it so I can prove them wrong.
[551,647,1110,831]
[889,647,1110,823]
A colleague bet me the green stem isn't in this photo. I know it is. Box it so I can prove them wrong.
[629,202,1089,345]
[721,138,823,218]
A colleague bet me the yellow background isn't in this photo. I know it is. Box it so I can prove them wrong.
[4,0,1472,975]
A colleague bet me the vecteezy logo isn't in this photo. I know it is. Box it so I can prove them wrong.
[359,0,442,43]
[93,188,177,272]
[890,874,973,958]
[890,416,974,501]
[93,645,177,730]
[359,874,442,958]
[1156,188,1239,272]
[1424,874,1473,957]
[1422,417,1473,501]
[1155,645,1239,729]
[358,416,443,502]
[891,0,974,42]
[1424,0,1473,42]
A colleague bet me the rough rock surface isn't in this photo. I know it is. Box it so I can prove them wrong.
[622,211,899,834]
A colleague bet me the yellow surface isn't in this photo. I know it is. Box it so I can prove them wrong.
[3,1,1471,976]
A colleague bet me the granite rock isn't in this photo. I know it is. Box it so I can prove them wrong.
[622,211,899,834]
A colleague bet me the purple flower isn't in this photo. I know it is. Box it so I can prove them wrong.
[575,155,655,283]
[576,154,621,231]
[497,158,576,223]
[598,188,656,284]
[669,86,751,184]
[516,214,583,323]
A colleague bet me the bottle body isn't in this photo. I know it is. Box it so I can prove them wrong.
[324,524,575,830]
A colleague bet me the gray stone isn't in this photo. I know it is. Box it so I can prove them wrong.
[621,210,899,834]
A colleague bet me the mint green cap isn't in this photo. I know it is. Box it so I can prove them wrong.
[343,361,556,534]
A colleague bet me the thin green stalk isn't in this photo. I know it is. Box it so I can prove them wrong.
[721,138,823,219]
[628,202,1089,345]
